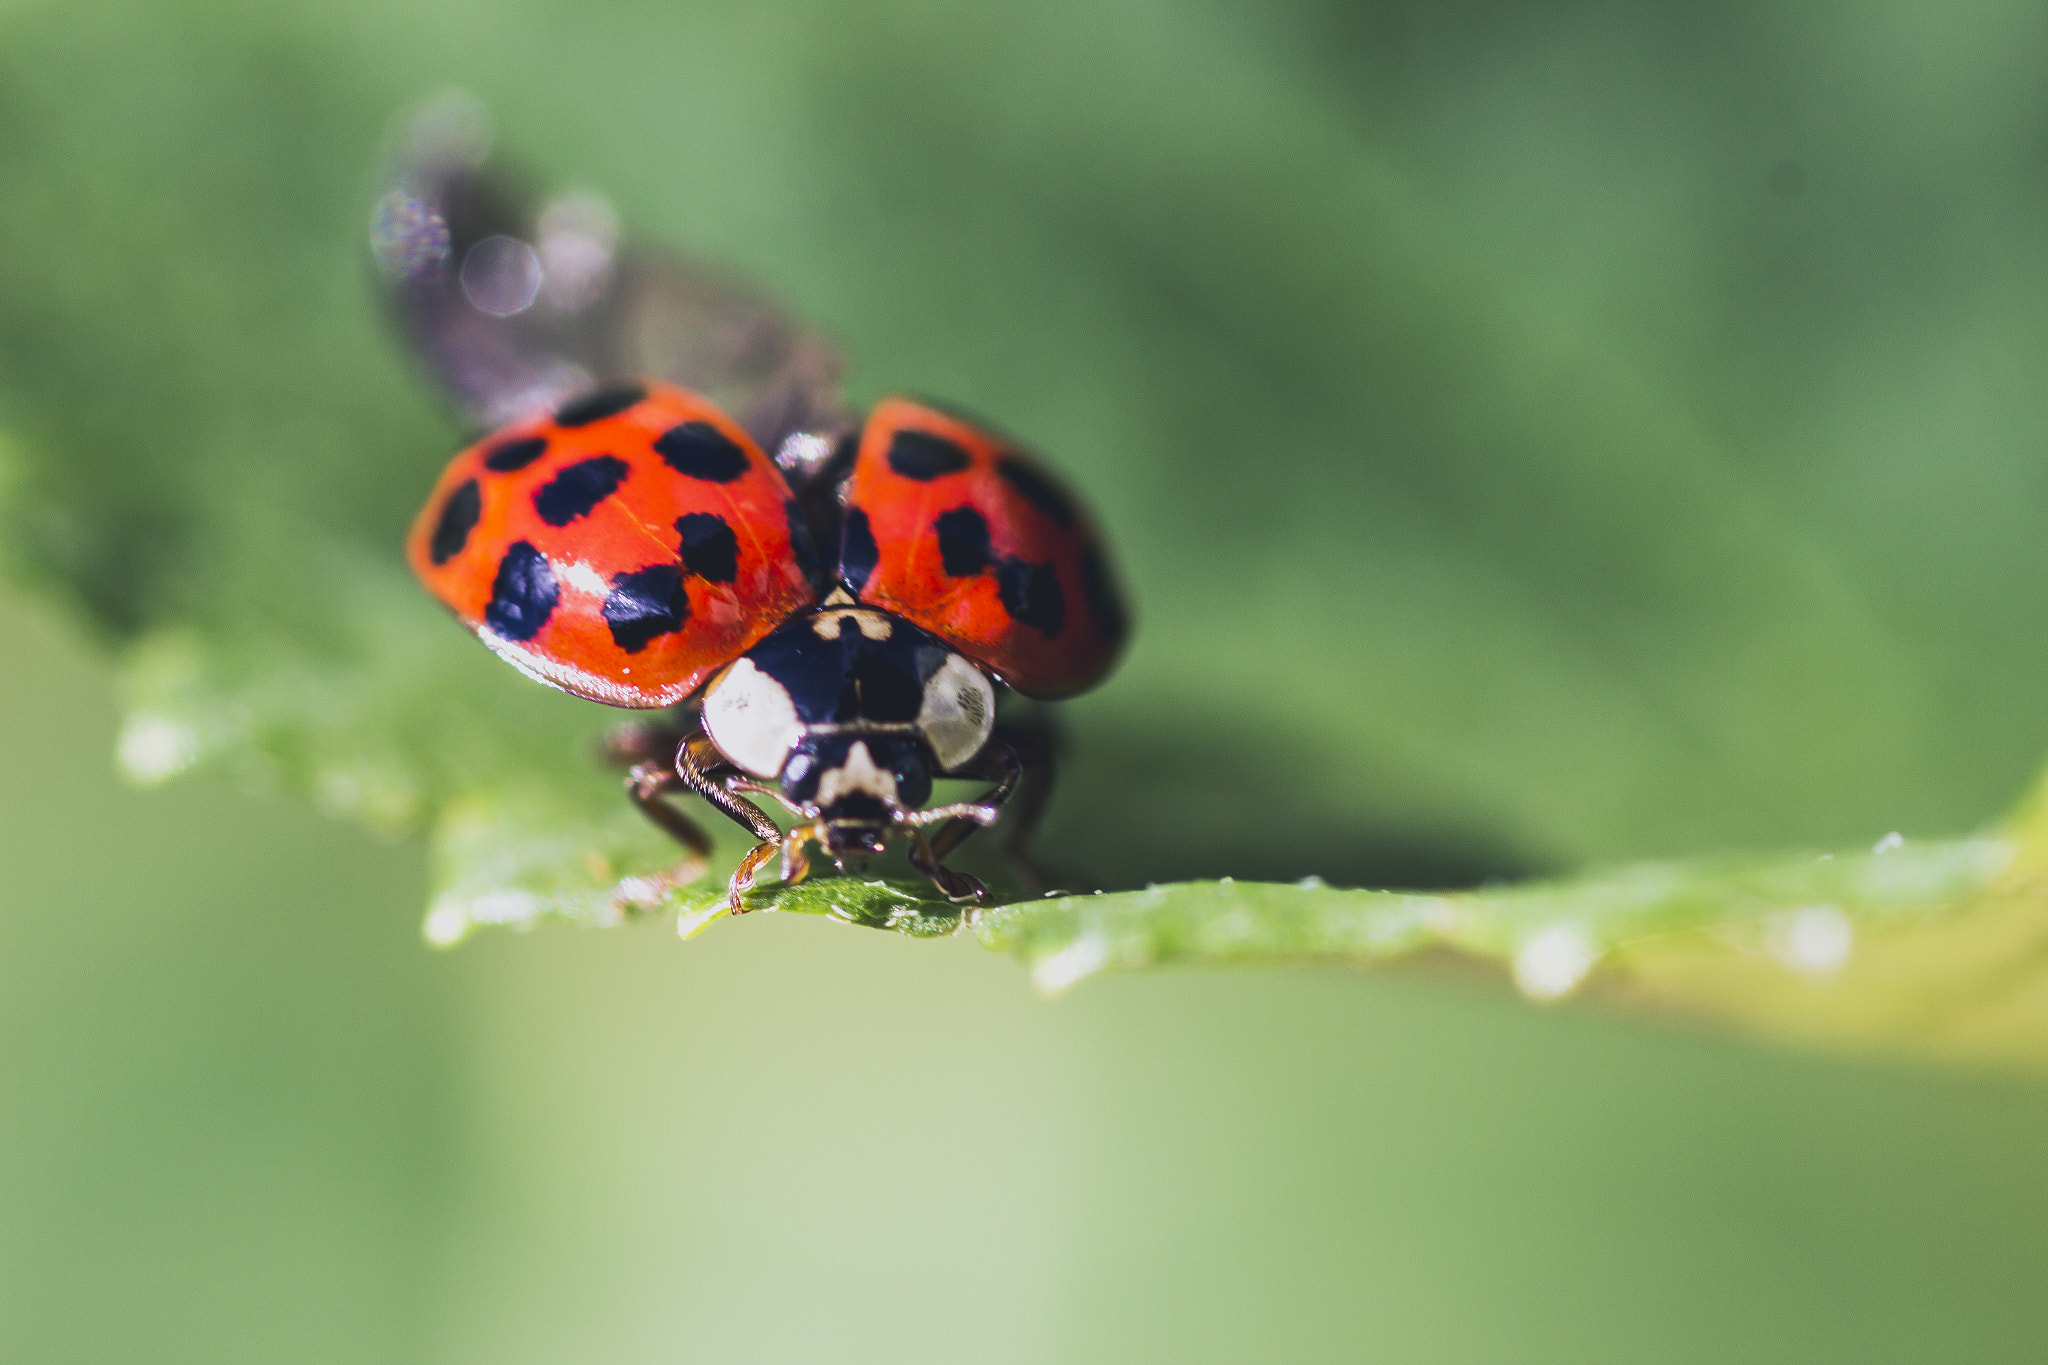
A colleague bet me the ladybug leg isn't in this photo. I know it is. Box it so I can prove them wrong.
[671,729,788,914]
[602,713,693,769]
[982,719,1058,892]
[912,719,1059,900]
[779,824,818,886]
[906,829,989,906]
[624,761,714,890]
[912,741,1020,838]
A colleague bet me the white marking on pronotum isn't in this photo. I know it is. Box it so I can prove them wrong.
[916,652,996,769]
[1514,923,1598,1001]
[813,741,899,808]
[1768,904,1853,976]
[811,607,893,641]
[701,658,804,776]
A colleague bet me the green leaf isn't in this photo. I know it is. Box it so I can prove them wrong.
[8,2,2048,1070]
[977,827,2048,1071]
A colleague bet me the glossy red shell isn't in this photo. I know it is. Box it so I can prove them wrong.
[840,397,1126,698]
[407,381,816,708]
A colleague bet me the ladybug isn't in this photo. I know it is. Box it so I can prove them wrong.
[378,99,1126,911]
[406,379,1124,910]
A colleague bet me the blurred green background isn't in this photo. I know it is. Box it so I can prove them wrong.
[8,2,2048,1360]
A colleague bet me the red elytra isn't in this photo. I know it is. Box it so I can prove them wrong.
[839,397,1124,699]
[406,381,814,708]
[410,381,1127,723]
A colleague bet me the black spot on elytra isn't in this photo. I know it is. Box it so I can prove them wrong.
[996,456,1074,528]
[1081,542,1126,640]
[554,383,647,428]
[484,542,558,641]
[934,506,990,577]
[840,506,878,592]
[886,429,971,480]
[928,503,1066,636]
[786,499,823,589]
[428,478,481,565]
[482,435,548,472]
[602,563,689,653]
[676,512,739,584]
[655,422,749,482]
[998,559,1065,638]
[533,455,629,526]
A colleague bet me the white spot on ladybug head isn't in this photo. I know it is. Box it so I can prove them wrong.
[814,741,900,809]
[916,653,995,771]
[702,658,803,777]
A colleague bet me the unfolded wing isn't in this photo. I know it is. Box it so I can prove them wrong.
[371,93,847,463]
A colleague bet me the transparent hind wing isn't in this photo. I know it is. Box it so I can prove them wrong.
[370,92,848,458]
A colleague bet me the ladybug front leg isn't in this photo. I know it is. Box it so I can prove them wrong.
[914,718,1060,900]
[906,829,989,906]
[979,718,1058,893]
[602,711,694,769]
[670,729,788,914]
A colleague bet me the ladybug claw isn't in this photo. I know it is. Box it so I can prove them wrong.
[905,829,988,906]
[943,873,990,906]
[726,839,783,915]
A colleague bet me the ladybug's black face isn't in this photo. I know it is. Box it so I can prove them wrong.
[700,593,997,791]
[779,732,934,855]
[695,591,998,866]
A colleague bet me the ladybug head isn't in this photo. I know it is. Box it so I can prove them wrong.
[778,732,934,861]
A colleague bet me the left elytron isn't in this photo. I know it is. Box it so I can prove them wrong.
[379,99,1126,912]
